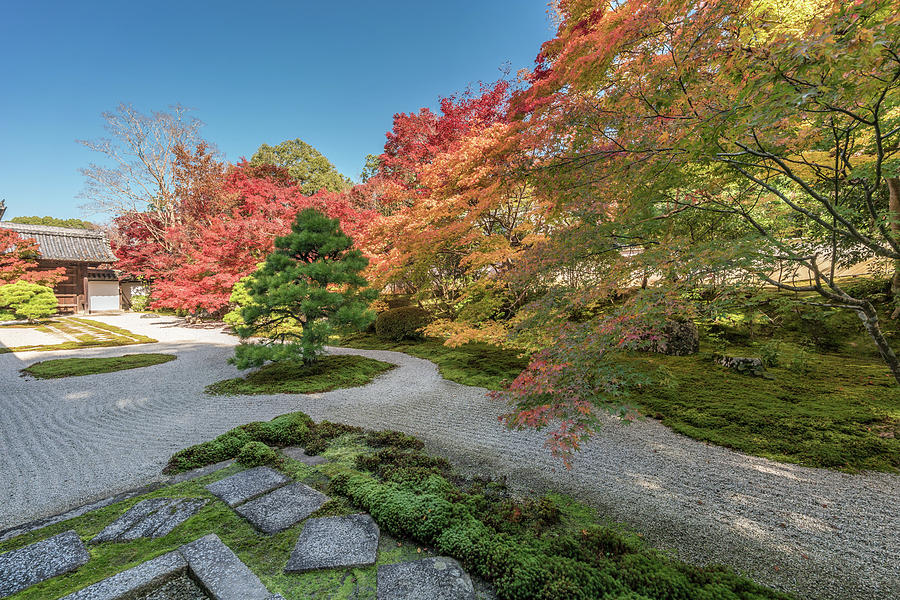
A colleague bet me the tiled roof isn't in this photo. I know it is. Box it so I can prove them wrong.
[0,222,118,263]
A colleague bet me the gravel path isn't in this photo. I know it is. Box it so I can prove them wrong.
[0,314,897,599]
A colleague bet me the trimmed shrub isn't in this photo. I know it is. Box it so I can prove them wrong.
[236,441,281,467]
[331,471,794,600]
[164,411,312,473]
[0,281,57,321]
[305,421,365,455]
[374,306,431,341]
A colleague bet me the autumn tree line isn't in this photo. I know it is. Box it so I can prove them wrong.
[37,0,900,455]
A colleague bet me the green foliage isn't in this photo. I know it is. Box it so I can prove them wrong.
[129,294,149,311]
[304,421,365,455]
[165,412,313,473]
[232,208,377,367]
[758,341,782,368]
[21,353,175,379]
[355,447,453,484]
[375,306,431,341]
[250,138,351,194]
[9,216,96,229]
[0,281,57,321]
[337,332,529,390]
[236,441,282,467]
[205,355,394,395]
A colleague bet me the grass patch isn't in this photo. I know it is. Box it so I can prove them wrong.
[21,353,176,379]
[205,355,395,396]
[335,332,529,390]
[1,412,793,600]
[0,318,156,354]
[620,344,900,472]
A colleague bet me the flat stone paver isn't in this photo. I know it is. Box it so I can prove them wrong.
[91,497,206,543]
[376,557,474,600]
[180,534,271,600]
[234,483,328,534]
[205,467,290,507]
[60,551,187,600]
[282,446,328,466]
[0,530,90,597]
[285,514,379,572]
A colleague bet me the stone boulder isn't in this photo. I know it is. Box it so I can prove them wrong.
[647,320,700,356]
[715,355,766,377]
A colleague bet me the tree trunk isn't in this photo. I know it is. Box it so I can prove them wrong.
[888,178,900,318]
[856,300,900,385]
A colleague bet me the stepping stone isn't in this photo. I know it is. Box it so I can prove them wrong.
[63,534,280,600]
[180,534,271,600]
[205,466,290,507]
[235,483,328,534]
[91,497,206,543]
[60,551,187,599]
[285,514,379,572]
[377,557,474,600]
[0,530,90,598]
[282,446,328,466]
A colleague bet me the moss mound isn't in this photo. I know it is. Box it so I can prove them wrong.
[22,353,176,379]
[205,354,394,395]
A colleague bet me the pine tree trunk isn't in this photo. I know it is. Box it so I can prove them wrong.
[888,178,900,318]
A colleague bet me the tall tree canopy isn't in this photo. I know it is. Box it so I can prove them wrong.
[250,138,351,194]
[9,217,97,229]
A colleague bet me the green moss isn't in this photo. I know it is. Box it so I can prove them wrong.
[21,354,176,379]
[336,333,529,390]
[621,344,900,472]
[165,412,314,473]
[0,318,156,354]
[205,355,395,396]
[236,441,282,467]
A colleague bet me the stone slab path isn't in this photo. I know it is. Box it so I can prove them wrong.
[0,530,89,598]
[377,557,474,600]
[59,534,283,600]
[1,314,897,599]
[90,498,206,544]
[207,467,328,534]
[286,514,380,573]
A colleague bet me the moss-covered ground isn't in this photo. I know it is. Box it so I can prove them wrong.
[0,413,793,600]
[621,344,899,473]
[21,353,176,379]
[335,333,529,390]
[205,354,395,395]
[0,318,157,354]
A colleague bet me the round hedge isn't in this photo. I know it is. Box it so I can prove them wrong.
[374,306,431,341]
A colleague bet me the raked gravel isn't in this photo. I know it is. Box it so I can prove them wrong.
[0,314,897,599]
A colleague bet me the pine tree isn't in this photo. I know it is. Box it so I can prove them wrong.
[232,208,376,367]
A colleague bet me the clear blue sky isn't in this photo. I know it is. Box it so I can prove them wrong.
[0,1,554,222]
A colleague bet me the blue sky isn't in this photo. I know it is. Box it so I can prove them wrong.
[0,1,554,222]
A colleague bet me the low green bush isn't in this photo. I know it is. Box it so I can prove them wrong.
[236,441,281,467]
[164,412,313,473]
[375,306,431,341]
[304,421,365,454]
[0,281,57,321]
[331,471,792,600]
